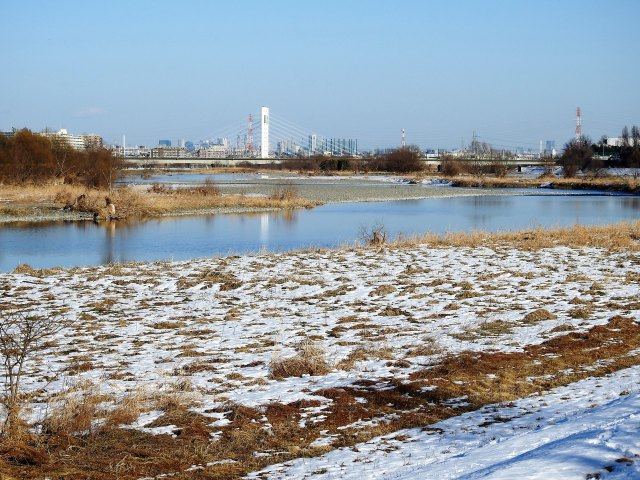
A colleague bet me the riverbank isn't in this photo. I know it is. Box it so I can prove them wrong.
[2,172,638,224]
[0,184,318,223]
[1,222,638,478]
[449,174,640,192]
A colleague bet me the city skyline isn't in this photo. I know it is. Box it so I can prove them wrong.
[1,0,639,150]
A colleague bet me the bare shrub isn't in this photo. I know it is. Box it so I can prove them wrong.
[269,185,299,202]
[440,155,466,177]
[269,340,330,379]
[195,178,220,196]
[0,313,65,435]
[359,223,387,249]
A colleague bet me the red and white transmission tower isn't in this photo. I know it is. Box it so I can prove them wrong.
[247,113,254,154]
[401,128,406,148]
[575,107,582,140]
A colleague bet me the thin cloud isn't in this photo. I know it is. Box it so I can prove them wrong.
[73,106,106,117]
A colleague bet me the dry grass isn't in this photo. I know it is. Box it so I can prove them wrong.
[449,175,639,192]
[0,183,318,220]
[387,221,640,252]
[269,340,331,379]
[337,346,395,370]
[522,308,557,324]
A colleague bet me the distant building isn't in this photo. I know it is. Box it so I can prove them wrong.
[544,140,555,156]
[151,146,190,158]
[308,134,317,153]
[159,139,171,147]
[198,145,227,159]
[120,145,151,157]
[606,137,637,147]
[319,138,358,156]
[40,129,103,151]
[81,134,103,150]
[185,141,195,151]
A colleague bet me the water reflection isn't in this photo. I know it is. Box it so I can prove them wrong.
[622,197,640,210]
[1,194,638,271]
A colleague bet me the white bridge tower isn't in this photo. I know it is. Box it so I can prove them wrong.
[261,106,270,158]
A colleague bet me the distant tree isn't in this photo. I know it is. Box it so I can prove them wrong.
[11,129,56,183]
[632,125,640,147]
[0,129,120,187]
[621,126,630,147]
[83,148,122,190]
[560,136,593,177]
[379,146,423,173]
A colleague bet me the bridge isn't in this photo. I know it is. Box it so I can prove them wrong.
[121,106,556,168]
[121,156,552,171]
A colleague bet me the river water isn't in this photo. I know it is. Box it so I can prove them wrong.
[1,192,638,271]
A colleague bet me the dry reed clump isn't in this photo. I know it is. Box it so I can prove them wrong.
[40,385,104,439]
[369,285,397,296]
[176,269,242,290]
[337,346,395,370]
[269,185,299,202]
[405,340,444,357]
[522,308,557,324]
[269,340,331,379]
[569,306,593,319]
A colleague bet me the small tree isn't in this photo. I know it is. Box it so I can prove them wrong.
[0,313,63,435]
[560,137,593,177]
[380,146,423,173]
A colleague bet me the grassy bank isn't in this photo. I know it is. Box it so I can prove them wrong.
[448,174,640,192]
[0,183,318,220]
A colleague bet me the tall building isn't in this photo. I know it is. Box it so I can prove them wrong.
[159,139,171,147]
[544,140,555,156]
[308,134,317,154]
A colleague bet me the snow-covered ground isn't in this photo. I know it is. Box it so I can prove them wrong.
[1,240,639,478]
[250,368,640,480]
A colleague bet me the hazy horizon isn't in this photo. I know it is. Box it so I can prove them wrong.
[1,0,639,151]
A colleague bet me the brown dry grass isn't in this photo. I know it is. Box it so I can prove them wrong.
[0,183,318,220]
[388,221,640,252]
[269,340,330,379]
[449,175,639,192]
[522,308,557,324]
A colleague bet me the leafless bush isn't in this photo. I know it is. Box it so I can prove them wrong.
[359,223,387,249]
[269,185,299,201]
[0,313,65,435]
[440,156,466,177]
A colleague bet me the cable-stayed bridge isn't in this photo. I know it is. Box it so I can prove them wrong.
[200,107,358,158]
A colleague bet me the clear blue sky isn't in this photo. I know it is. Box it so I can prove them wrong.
[1,0,639,151]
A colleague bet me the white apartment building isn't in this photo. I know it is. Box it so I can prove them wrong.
[39,129,103,151]
[198,145,227,159]
[151,146,191,158]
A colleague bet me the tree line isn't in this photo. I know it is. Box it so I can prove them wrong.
[0,129,120,187]
[560,126,640,177]
[279,147,425,174]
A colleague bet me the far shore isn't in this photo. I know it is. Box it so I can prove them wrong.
[1,171,638,224]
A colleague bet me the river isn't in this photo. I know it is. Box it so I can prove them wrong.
[1,191,638,271]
